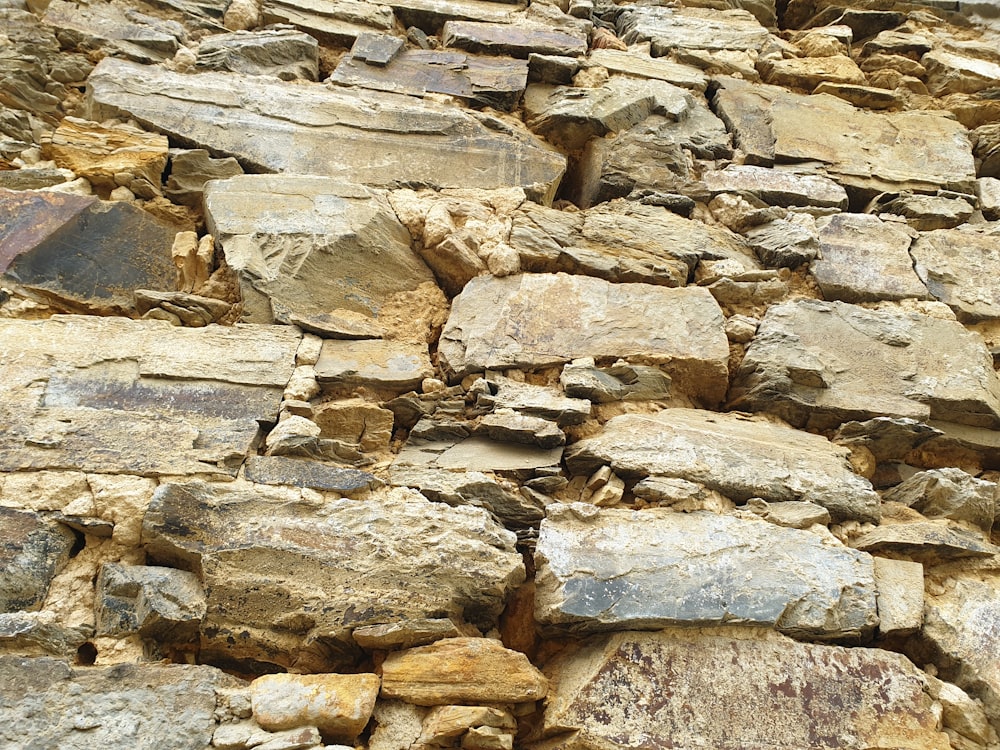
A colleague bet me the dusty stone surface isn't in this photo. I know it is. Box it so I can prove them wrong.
[911,227,1000,321]
[315,339,434,391]
[872,557,923,636]
[0,507,76,613]
[250,673,379,741]
[883,468,996,533]
[96,563,205,642]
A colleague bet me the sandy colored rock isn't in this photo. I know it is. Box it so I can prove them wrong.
[313,399,395,453]
[761,54,866,90]
[618,6,770,54]
[380,637,547,706]
[315,339,434,392]
[872,557,923,636]
[250,673,379,741]
[911,227,1000,321]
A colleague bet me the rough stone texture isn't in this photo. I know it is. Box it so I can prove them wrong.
[196,28,319,80]
[761,54,866,90]
[438,274,729,404]
[204,175,435,334]
[618,7,770,54]
[393,436,563,475]
[565,409,881,522]
[586,49,707,91]
[539,629,950,750]
[883,468,996,533]
[164,149,243,207]
[923,50,1000,97]
[87,58,565,201]
[0,189,178,314]
[442,21,586,59]
[96,563,205,642]
[702,165,848,209]
[142,483,524,671]
[911,227,1000,321]
[0,507,76,613]
[534,504,877,640]
[250,673,380,741]
[353,619,470,651]
[0,656,240,750]
[730,299,1000,431]
[244,456,379,494]
[811,213,928,303]
[315,339,434,392]
[261,0,395,46]
[0,612,88,659]
[42,0,182,63]
[0,316,298,477]
[852,520,998,564]
[380,638,547,706]
[872,557,923,636]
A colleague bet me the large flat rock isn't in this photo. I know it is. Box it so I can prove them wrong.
[564,409,880,522]
[534,504,878,640]
[438,273,729,404]
[86,58,565,201]
[538,629,949,750]
[911,227,1000,321]
[731,299,1000,431]
[203,176,435,333]
[142,482,524,671]
[618,7,771,54]
[0,316,299,477]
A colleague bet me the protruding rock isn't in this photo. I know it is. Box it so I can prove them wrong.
[250,673,380,741]
[0,508,76,613]
[911,227,1000,321]
[96,563,205,642]
[883,468,996,533]
[442,20,586,58]
[702,165,848,210]
[315,339,434,392]
[618,7,770,54]
[196,27,319,80]
[852,520,998,563]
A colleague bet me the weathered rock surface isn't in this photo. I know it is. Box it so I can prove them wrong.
[730,299,1000,431]
[96,563,205,642]
[250,673,380,741]
[442,21,586,59]
[872,557,924,636]
[534,504,877,640]
[911,227,1000,321]
[852,520,999,563]
[565,409,881,522]
[538,629,950,750]
[243,456,379,494]
[438,274,729,404]
[142,483,524,670]
[618,7,771,54]
[86,58,566,200]
[196,27,319,80]
[0,316,298,477]
[0,507,76,613]
[883,468,996,532]
[315,339,434,391]
[702,165,849,210]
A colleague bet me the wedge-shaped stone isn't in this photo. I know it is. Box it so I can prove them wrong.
[0,508,75,613]
[618,7,770,54]
[142,483,524,672]
[923,50,1000,97]
[87,58,565,201]
[0,316,298,477]
[250,673,379,741]
[538,629,950,750]
[380,637,547,705]
[564,409,880,522]
[701,165,848,209]
[0,189,177,315]
[730,300,1000,431]
[911,227,1000,321]
[535,504,877,640]
[0,657,240,750]
[262,0,395,46]
[204,176,435,334]
[438,274,729,404]
[852,520,998,564]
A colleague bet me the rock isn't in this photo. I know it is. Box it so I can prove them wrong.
[419,705,516,745]
[911,227,1000,321]
[538,629,950,750]
[0,507,76,613]
[352,619,471,651]
[204,175,435,335]
[761,54,866,90]
[0,167,73,190]
[135,290,231,327]
[475,375,592,427]
[442,20,586,58]
[0,189,178,314]
[872,557,923,636]
[463,726,512,750]
[243,456,380,494]
[42,116,168,196]
[0,316,298,477]
[744,219,820,268]
[369,700,426,750]
[479,410,565,449]
[976,124,1000,179]
[393,436,563,475]
[872,192,974,232]
[730,299,1000,431]
[883,468,996,533]
[315,339,434,392]
[852,520,998,563]
[923,50,1000,97]
[43,0,182,63]
[746,499,831,529]
[261,0,394,46]
[586,49,708,91]
[701,165,848,210]
[164,149,243,207]
[196,27,318,80]
[142,483,524,671]
[0,656,240,749]
[534,504,877,640]
[380,637,547,706]
[95,563,205,642]
[0,611,88,658]
[618,7,770,55]
[250,673,379,741]
[86,58,566,202]
[313,399,395,453]
[249,726,324,750]
[811,213,929,303]
[438,274,730,405]
[565,409,881,523]
[931,678,995,748]
[980,178,1000,221]
[559,359,671,403]
[814,82,903,110]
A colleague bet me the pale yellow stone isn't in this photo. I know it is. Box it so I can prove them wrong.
[88,474,157,546]
[418,706,516,744]
[0,471,92,512]
[250,673,380,741]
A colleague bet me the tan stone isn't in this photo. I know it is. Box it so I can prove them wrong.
[761,55,866,90]
[0,471,91,513]
[313,399,395,452]
[873,557,924,636]
[380,638,548,706]
[250,673,379,741]
[418,705,516,744]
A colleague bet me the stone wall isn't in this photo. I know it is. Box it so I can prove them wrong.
[2,0,1000,747]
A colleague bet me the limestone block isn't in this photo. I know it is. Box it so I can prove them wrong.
[618,6,770,54]
[911,227,1000,321]
[244,456,379,494]
[250,673,379,741]
[883,468,996,533]
[872,557,923,636]
[923,50,1000,97]
[852,520,998,564]
[761,54,866,89]
[418,705,516,745]
[315,340,434,392]
[352,619,471,651]
[587,49,708,91]
[313,399,395,453]
[196,28,319,80]
[702,165,848,209]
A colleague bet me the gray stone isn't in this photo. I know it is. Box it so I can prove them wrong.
[564,409,881,523]
[244,456,380,495]
[0,167,72,190]
[164,149,243,208]
[586,49,708,91]
[811,213,929,303]
[744,219,820,268]
[0,656,239,750]
[350,31,405,65]
[747,499,831,529]
[442,20,586,58]
[43,0,182,64]
[476,376,591,427]
[702,166,848,210]
[873,193,974,232]
[0,316,298,477]
[353,619,470,651]
[535,504,877,640]
[833,417,943,463]
[852,520,998,564]
[478,410,565,449]
[883,468,996,533]
[0,508,75,613]
[204,176,435,334]
[86,58,565,202]
[315,339,433,392]
[560,359,672,403]
[873,557,924,636]
[196,27,319,80]
[260,0,394,46]
[538,629,950,750]
[618,6,770,54]
[142,482,524,671]
[0,612,88,658]
[911,227,1000,321]
[438,274,730,405]
[96,563,205,642]
[730,299,1000,431]
[976,124,1000,179]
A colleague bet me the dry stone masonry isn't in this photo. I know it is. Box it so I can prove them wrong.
[2,0,1000,747]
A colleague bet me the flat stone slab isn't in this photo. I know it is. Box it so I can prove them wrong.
[195,28,319,80]
[564,409,880,522]
[438,273,730,404]
[911,227,1000,321]
[142,482,524,671]
[534,504,878,640]
[244,456,380,494]
[618,7,771,54]
[203,176,434,333]
[538,630,950,750]
[315,339,434,391]
[701,165,848,209]
[586,49,708,91]
[730,299,1000,431]
[394,436,563,474]
[261,0,395,46]
[0,316,299,477]
[852,520,998,564]
[86,58,565,201]
[442,20,586,58]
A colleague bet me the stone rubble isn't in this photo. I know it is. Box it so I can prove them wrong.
[3,0,1000,747]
